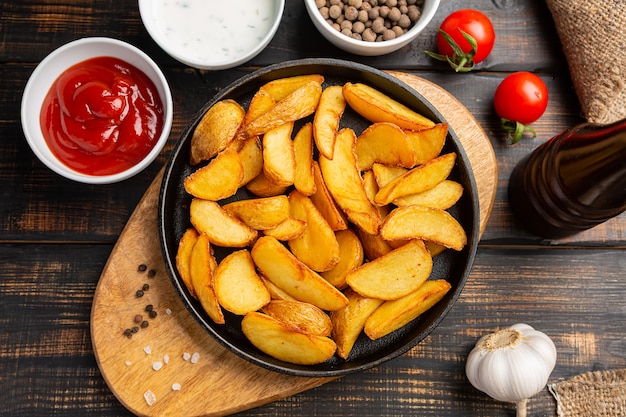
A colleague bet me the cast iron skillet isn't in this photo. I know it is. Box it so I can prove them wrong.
[158,58,480,377]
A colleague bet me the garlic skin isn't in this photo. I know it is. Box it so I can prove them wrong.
[465,323,557,405]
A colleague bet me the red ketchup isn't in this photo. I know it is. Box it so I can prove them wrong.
[40,57,165,176]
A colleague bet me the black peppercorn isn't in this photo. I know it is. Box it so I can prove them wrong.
[141,321,149,328]
[148,269,156,278]
[142,283,150,291]
[145,304,153,312]
[136,290,144,297]
[149,310,157,319]
[138,264,147,272]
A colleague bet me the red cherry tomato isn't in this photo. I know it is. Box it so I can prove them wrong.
[427,9,495,72]
[494,72,549,143]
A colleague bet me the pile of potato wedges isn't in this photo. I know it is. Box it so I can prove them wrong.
[175,74,467,365]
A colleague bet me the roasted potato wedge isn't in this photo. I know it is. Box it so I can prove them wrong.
[364,279,451,340]
[313,85,346,159]
[293,122,317,196]
[380,204,467,251]
[320,228,364,289]
[342,82,435,131]
[184,148,244,201]
[190,99,245,165]
[288,190,340,272]
[251,236,348,311]
[310,161,348,231]
[190,199,258,247]
[244,80,323,137]
[259,74,325,102]
[372,163,407,188]
[330,288,384,359]
[262,299,332,337]
[263,217,307,241]
[245,170,289,197]
[405,122,448,165]
[214,249,270,315]
[261,276,298,301]
[374,152,457,205]
[346,239,432,300]
[236,135,264,186]
[319,128,381,235]
[222,195,290,230]
[263,122,295,187]
[189,233,224,324]
[393,180,463,209]
[241,311,336,365]
[175,227,199,298]
[355,122,416,171]
[355,226,394,261]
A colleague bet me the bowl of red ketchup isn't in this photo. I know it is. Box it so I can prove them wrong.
[21,37,173,184]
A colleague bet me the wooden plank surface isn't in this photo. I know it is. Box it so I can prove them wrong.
[1,0,625,416]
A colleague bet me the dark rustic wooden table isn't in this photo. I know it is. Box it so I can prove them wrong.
[1,1,625,416]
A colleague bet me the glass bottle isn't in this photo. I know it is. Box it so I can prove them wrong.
[508,117,626,238]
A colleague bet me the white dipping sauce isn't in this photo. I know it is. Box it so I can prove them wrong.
[152,0,277,64]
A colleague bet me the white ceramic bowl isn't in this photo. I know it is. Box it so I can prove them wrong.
[138,0,285,70]
[21,37,173,184]
[304,0,439,56]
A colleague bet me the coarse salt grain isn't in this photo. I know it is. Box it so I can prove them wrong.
[143,346,152,355]
[125,360,132,366]
[183,352,191,361]
[144,389,157,406]
[172,383,182,391]
[152,361,163,371]
[191,352,200,364]
[165,308,172,315]
[163,354,170,364]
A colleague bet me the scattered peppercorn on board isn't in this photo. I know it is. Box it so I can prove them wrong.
[90,73,496,417]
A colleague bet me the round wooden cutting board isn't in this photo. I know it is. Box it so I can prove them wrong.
[90,73,497,417]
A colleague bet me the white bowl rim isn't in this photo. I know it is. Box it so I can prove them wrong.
[304,0,440,51]
[20,37,173,184]
[138,0,286,70]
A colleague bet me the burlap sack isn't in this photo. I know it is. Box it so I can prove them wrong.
[546,0,626,124]
[548,369,626,417]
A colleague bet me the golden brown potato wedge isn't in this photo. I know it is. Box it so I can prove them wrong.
[374,152,457,205]
[237,135,264,186]
[393,180,463,209]
[245,170,289,197]
[262,122,295,187]
[380,204,467,251]
[330,288,384,359]
[189,233,224,324]
[222,195,290,231]
[319,128,381,235]
[346,239,433,300]
[355,122,416,171]
[287,190,340,272]
[241,311,336,365]
[189,199,258,247]
[355,226,394,261]
[176,227,199,298]
[251,236,348,311]
[263,217,307,241]
[310,161,348,231]
[313,85,346,159]
[244,80,323,137]
[342,82,435,131]
[190,99,245,165]
[184,148,244,201]
[320,229,364,289]
[213,249,270,315]
[372,163,407,188]
[404,122,448,165]
[259,74,325,102]
[293,123,317,196]
[261,299,332,337]
[364,279,451,340]
[261,275,298,301]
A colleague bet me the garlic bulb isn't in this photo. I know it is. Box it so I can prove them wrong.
[465,323,557,417]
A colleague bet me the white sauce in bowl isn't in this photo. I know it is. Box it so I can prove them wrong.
[151,0,278,65]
